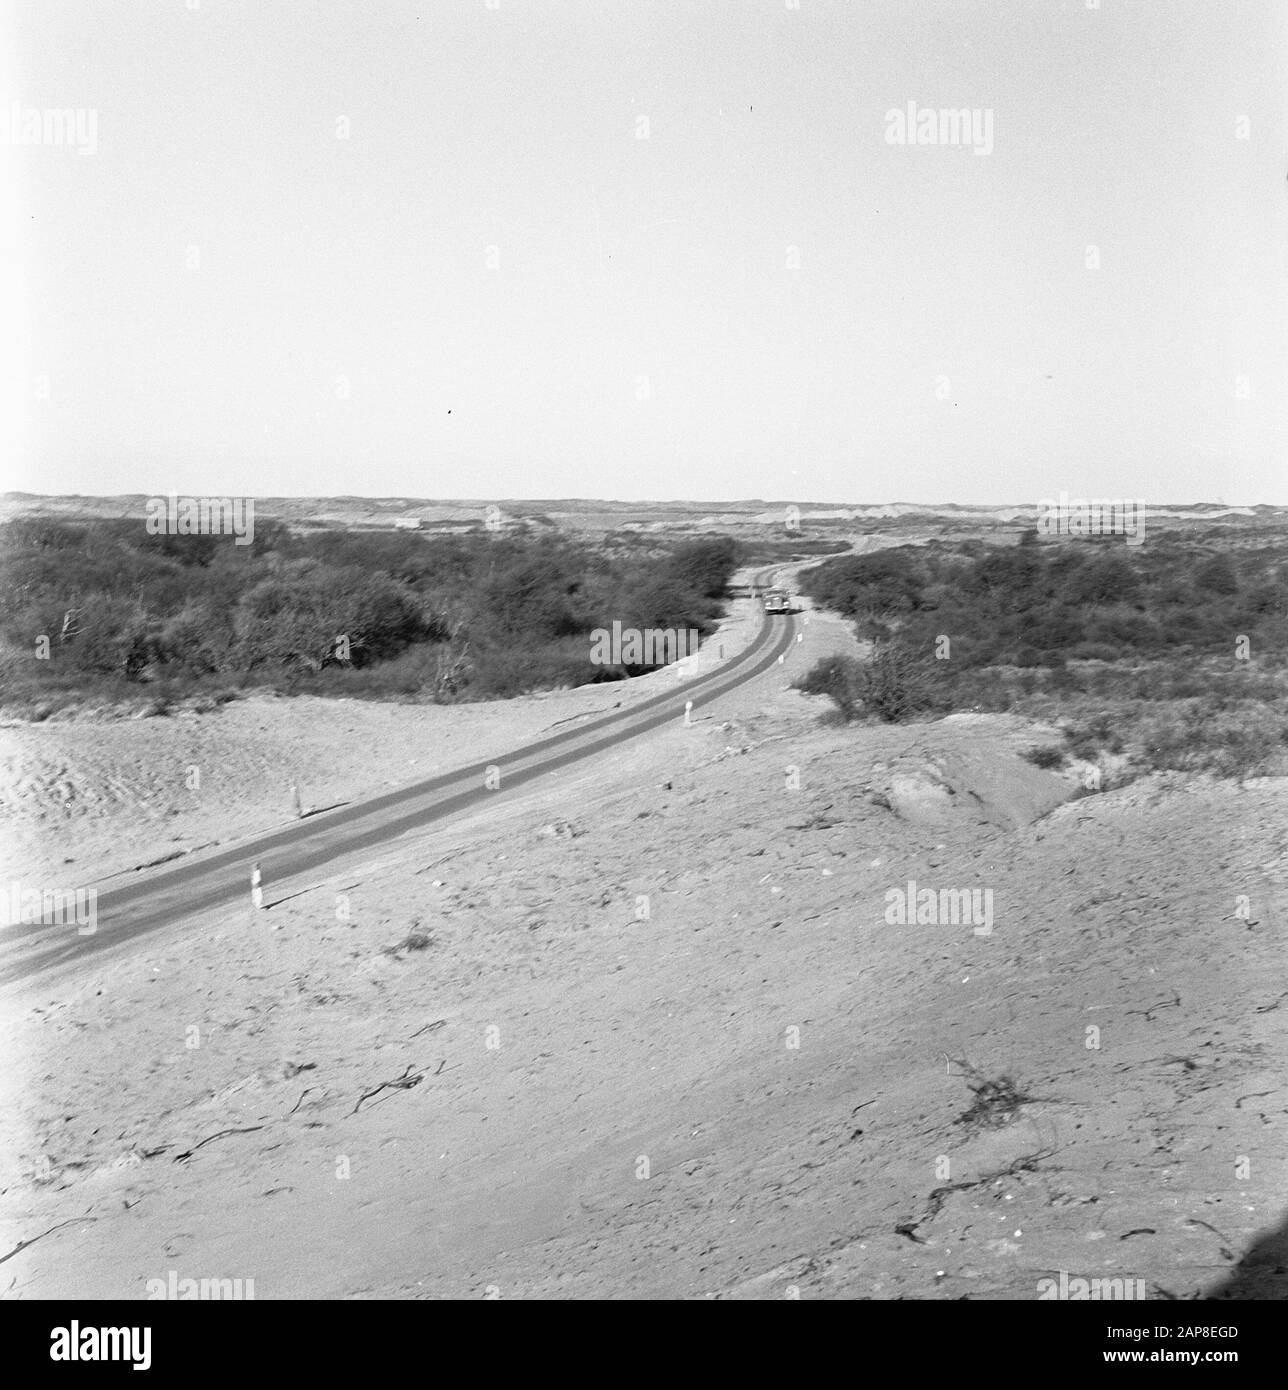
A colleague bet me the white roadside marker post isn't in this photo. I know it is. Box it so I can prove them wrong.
[251,862,264,911]
[291,782,303,818]
[684,700,693,727]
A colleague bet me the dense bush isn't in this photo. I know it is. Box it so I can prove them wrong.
[853,640,948,722]
[794,653,864,721]
[800,537,1287,669]
[0,519,740,712]
[795,642,950,724]
[795,534,1288,778]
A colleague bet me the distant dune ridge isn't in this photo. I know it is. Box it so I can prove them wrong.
[0,492,1274,534]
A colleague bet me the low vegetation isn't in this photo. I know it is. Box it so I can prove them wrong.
[797,532,1288,780]
[0,519,738,715]
[952,1060,1038,1134]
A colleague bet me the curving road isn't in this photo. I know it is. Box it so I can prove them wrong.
[3,587,799,986]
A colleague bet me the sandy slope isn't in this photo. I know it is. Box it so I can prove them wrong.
[0,600,764,887]
[1,605,1285,1300]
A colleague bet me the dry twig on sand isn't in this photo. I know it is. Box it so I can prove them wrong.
[351,1064,428,1115]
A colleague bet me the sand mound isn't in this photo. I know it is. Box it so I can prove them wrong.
[873,741,1072,832]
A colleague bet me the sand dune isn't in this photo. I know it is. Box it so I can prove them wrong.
[3,604,1283,1299]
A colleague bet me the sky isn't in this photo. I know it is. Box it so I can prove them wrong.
[2,0,1285,504]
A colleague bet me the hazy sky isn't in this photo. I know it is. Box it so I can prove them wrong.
[4,0,1285,503]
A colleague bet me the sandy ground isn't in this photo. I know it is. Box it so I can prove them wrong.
[0,599,765,887]
[1,597,1286,1300]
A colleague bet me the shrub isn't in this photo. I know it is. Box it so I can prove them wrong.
[855,640,946,723]
[795,654,863,721]
[0,519,733,713]
[669,536,738,597]
[1196,553,1239,596]
[794,642,944,722]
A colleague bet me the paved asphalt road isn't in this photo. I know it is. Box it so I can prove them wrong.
[2,605,800,986]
